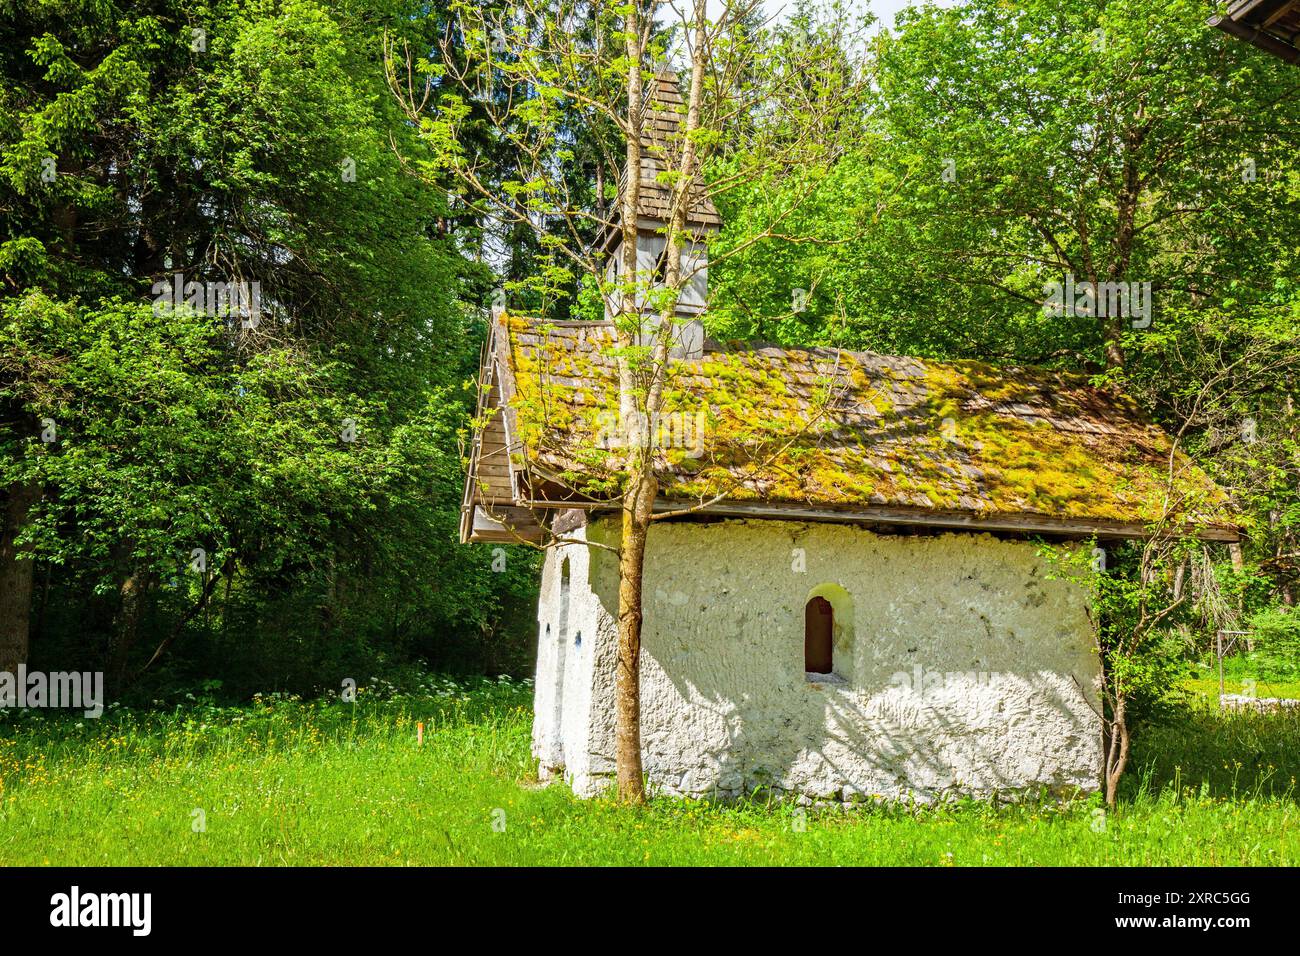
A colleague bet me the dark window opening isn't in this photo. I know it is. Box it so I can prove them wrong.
[653,243,669,285]
[805,596,834,674]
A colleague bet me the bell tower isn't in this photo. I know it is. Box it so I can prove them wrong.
[601,71,721,358]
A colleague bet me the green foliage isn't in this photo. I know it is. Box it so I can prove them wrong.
[1131,696,1300,801]
[1242,607,1300,680]
[713,0,1300,364]
[1042,538,1197,730]
[4,294,383,586]
[1,0,539,688]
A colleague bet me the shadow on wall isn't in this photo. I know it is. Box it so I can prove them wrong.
[649,568,1102,805]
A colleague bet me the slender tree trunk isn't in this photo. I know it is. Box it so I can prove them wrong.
[1103,317,1127,371]
[615,467,656,804]
[1227,542,1252,648]
[1104,697,1128,808]
[1100,121,1145,374]
[610,5,710,805]
[596,163,606,224]
[321,550,338,637]
[618,24,642,325]
[32,562,52,648]
[1228,541,1244,574]
[610,8,647,802]
[0,482,40,674]
[138,559,227,676]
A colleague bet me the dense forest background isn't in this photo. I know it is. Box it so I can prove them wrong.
[2,0,1298,704]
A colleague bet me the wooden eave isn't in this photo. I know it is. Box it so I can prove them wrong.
[509,473,1242,544]
[462,316,1244,548]
[1211,0,1300,63]
[458,319,543,544]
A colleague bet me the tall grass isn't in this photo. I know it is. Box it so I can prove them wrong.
[0,675,1296,866]
[1126,697,1300,801]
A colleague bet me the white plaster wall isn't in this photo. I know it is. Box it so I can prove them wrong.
[532,522,620,795]
[554,516,1102,803]
[530,560,564,774]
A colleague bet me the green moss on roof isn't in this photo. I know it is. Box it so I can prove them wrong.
[496,315,1237,532]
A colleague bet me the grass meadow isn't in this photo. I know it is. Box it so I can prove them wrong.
[1,674,1297,866]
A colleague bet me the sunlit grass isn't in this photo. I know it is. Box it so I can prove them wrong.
[1185,676,1300,700]
[1,675,1296,866]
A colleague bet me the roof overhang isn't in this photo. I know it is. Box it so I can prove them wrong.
[1211,0,1300,63]
[459,318,543,544]
[510,476,1241,543]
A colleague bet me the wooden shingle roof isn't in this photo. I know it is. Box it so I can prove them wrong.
[460,316,1240,543]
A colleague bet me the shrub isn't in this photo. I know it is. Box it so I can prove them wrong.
[1243,607,1300,680]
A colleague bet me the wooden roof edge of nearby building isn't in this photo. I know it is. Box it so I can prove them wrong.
[1210,0,1300,63]
[462,314,1246,547]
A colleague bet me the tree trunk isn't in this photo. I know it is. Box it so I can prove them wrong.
[1101,122,1143,374]
[609,8,647,804]
[1228,542,1251,649]
[614,467,656,804]
[109,568,147,696]
[1103,317,1127,372]
[1103,697,1128,808]
[0,481,41,674]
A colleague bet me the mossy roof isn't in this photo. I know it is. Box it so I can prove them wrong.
[484,315,1239,540]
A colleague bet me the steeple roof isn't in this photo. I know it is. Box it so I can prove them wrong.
[614,71,722,236]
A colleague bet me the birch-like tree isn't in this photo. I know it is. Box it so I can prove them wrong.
[387,0,868,802]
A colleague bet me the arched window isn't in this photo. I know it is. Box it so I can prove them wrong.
[805,596,834,674]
